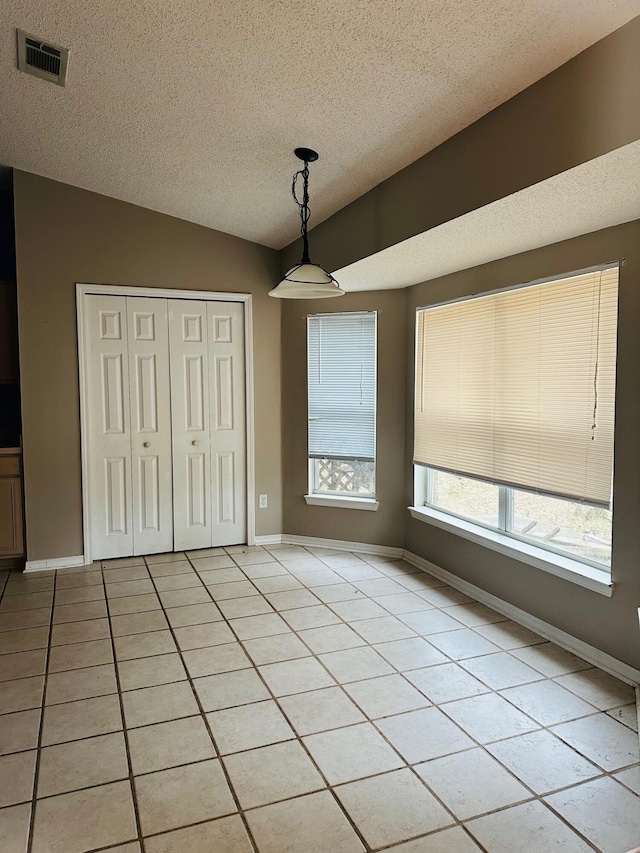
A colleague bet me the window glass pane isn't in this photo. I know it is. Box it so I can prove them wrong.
[511,489,612,568]
[313,458,375,496]
[308,312,376,461]
[431,470,499,527]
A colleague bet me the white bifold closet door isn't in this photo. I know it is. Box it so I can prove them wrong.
[127,297,173,555]
[86,295,172,559]
[169,300,246,550]
[85,294,246,560]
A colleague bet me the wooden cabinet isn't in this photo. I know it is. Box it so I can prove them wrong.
[0,450,24,558]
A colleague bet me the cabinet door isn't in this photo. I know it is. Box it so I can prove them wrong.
[169,300,212,550]
[0,476,24,556]
[127,297,173,555]
[207,302,246,546]
[86,295,134,559]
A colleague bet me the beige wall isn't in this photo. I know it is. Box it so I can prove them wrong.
[282,15,640,276]
[405,221,640,670]
[282,289,406,547]
[13,170,282,561]
[281,222,640,669]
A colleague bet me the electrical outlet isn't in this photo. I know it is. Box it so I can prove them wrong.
[259,494,268,508]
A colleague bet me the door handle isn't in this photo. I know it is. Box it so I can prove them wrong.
[143,441,150,448]
[192,440,199,446]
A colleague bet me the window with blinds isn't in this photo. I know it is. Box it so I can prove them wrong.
[307,311,377,497]
[414,266,619,508]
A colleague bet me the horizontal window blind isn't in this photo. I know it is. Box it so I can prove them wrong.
[308,311,376,462]
[414,267,618,507]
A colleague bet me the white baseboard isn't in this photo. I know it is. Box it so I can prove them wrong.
[282,533,403,559]
[403,549,640,686]
[24,555,87,574]
[254,534,284,546]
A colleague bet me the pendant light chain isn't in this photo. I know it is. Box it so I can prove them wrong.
[268,147,345,298]
[292,160,312,263]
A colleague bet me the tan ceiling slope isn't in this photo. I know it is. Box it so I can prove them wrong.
[2,1,640,248]
[335,140,640,291]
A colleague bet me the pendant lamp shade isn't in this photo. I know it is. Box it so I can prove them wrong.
[270,262,344,299]
[269,148,345,299]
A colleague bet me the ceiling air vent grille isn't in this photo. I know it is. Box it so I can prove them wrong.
[16,29,68,86]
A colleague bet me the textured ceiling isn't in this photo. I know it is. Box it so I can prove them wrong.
[2,1,640,248]
[335,140,640,291]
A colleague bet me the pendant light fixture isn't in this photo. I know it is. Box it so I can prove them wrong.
[269,148,345,299]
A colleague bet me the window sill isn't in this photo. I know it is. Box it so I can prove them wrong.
[305,494,379,511]
[408,506,613,597]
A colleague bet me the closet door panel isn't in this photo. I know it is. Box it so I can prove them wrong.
[86,295,134,559]
[127,298,173,555]
[207,302,246,546]
[169,300,212,550]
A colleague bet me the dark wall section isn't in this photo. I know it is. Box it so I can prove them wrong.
[0,168,21,447]
[0,168,16,281]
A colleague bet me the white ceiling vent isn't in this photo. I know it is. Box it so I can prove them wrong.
[16,29,68,86]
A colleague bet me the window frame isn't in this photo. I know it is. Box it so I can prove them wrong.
[421,467,611,572]
[410,264,618,595]
[306,311,378,506]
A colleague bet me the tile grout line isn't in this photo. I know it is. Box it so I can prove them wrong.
[142,555,263,853]
[100,563,149,853]
[305,559,615,852]
[280,552,627,853]
[226,548,481,847]
[176,548,379,848]
[25,568,56,853]
[257,548,536,851]
[290,550,626,852]
[196,553,378,853]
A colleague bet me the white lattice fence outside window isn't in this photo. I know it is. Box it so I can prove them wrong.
[315,459,375,495]
[318,460,357,491]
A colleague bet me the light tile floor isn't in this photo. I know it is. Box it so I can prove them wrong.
[0,544,639,852]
